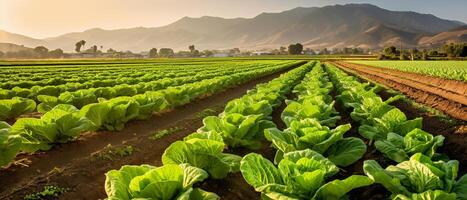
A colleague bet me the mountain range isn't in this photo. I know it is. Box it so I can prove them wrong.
[0,3,466,52]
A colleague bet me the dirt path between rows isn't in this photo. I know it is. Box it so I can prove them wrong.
[332,61,467,121]
[342,62,467,96]
[0,65,301,200]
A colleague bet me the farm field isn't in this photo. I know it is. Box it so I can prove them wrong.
[349,60,467,81]
[0,59,466,200]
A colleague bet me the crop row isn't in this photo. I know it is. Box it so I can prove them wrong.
[349,61,467,81]
[0,61,303,168]
[0,62,295,120]
[325,63,466,199]
[101,61,467,200]
[103,61,315,199]
[0,61,287,90]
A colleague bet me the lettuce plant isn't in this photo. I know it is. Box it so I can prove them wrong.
[197,113,275,149]
[264,119,366,167]
[80,97,140,131]
[375,128,445,162]
[349,95,401,123]
[10,104,94,152]
[105,164,219,200]
[0,121,22,167]
[358,108,423,142]
[162,132,242,179]
[281,98,340,127]
[223,99,273,119]
[240,149,373,200]
[0,97,36,120]
[363,153,467,200]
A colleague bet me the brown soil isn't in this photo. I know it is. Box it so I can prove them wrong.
[0,66,299,200]
[347,62,467,96]
[332,61,467,121]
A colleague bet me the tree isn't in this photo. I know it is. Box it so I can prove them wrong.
[159,48,174,57]
[49,49,64,58]
[320,48,330,55]
[202,50,214,57]
[288,43,303,55]
[409,48,419,61]
[33,46,49,58]
[303,48,315,55]
[107,48,117,53]
[399,50,409,60]
[279,46,287,55]
[149,48,158,58]
[90,45,98,53]
[189,45,195,52]
[229,48,240,55]
[383,46,397,57]
[75,40,86,52]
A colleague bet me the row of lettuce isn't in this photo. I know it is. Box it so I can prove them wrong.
[0,61,302,168]
[0,62,223,87]
[0,62,294,121]
[104,61,315,200]
[0,61,279,89]
[325,63,466,199]
[104,61,466,200]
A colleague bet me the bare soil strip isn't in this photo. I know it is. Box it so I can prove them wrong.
[0,66,300,200]
[343,61,467,96]
[332,61,467,121]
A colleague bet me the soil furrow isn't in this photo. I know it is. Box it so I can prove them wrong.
[331,61,467,121]
[339,61,467,96]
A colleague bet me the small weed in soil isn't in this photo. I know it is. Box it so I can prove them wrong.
[150,126,184,140]
[91,144,134,161]
[24,185,68,200]
[195,108,218,118]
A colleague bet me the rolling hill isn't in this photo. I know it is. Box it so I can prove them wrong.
[0,3,464,52]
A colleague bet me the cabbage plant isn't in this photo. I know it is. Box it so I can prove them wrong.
[240,149,373,200]
[162,132,242,179]
[375,128,445,162]
[105,164,219,200]
[281,98,340,128]
[10,104,94,152]
[80,97,139,131]
[0,97,36,120]
[363,153,467,200]
[359,108,423,142]
[264,119,366,167]
[197,113,275,149]
[0,122,22,167]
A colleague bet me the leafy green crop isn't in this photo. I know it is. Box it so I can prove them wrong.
[240,150,373,200]
[162,132,242,179]
[364,153,467,199]
[375,128,445,162]
[105,164,219,200]
[0,97,36,120]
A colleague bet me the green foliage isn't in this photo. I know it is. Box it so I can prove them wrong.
[240,150,373,199]
[24,185,68,200]
[162,132,242,179]
[364,153,466,199]
[105,164,219,200]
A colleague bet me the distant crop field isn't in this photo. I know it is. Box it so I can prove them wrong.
[349,60,467,81]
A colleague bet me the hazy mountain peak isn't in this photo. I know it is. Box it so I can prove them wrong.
[0,3,465,52]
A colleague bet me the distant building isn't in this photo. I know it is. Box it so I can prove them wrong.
[250,51,273,56]
[212,53,230,57]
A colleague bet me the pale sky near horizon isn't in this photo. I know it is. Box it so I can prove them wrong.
[1,0,466,39]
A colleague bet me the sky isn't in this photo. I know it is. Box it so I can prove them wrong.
[1,0,466,39]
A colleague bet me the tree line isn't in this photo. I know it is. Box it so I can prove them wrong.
[378,43,467,60]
